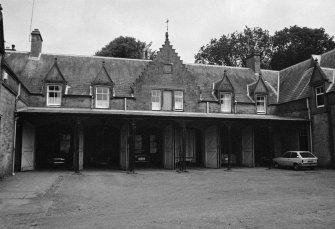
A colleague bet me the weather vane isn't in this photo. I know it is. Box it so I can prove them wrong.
[166,18,169,32]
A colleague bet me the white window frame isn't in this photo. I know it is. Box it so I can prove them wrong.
[315,85,325,108]
[174,91,184,111]
[220,92,232,112]
[256,95,266,114]
[46,84,62,107]
[95,86,110,108]
[151,90,161,110]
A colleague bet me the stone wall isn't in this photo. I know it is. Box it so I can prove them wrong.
[0,84,16,177]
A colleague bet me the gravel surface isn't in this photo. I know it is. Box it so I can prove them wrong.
[0,168,335,229]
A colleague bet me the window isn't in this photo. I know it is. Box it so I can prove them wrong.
[162,91,173,110]
[95,87,110,108]
[256,95,266,113]
[163,64,172,74]
[290,152,298,158]
[315,86,324,107]
[151,90,184,111]
[174,91,183,110]
[151,90,161,110]
[220,92,232,112]
[47,85,62,106]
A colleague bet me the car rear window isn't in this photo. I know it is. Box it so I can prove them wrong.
[299,152,315,158]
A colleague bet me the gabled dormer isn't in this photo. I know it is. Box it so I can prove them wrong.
[213,70,234,113]
[248,73,269,114]
[309,58,329,108]
[91,61,114,109]
[43,58,66,107]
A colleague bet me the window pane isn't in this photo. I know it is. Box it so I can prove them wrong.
[220,93,231,112]
[174,91,183,110]
[151,90,161,110]
[47,85,62,106]
[256,96,266,113]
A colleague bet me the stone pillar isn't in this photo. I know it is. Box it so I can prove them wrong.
[128,119,136,173]
[226,123,232,171]
[268,125,274,169]
[73,118,84,172]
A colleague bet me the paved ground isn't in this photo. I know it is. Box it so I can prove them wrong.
[0,168,335,229]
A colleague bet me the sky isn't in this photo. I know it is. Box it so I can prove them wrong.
[2,0,335,63]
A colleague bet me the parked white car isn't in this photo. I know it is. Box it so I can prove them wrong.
[273,151,318,170]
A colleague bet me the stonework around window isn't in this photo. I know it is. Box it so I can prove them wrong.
[315,86,325,107]
[95,87,110,108]
[47,85,62,106]
[151,90,184,111]
[163,64,172,74]
[220,92,232,112]
[256,95,266,113]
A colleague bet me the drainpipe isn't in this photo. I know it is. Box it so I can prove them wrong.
[306,98,313,153]
[12,83,21,175]
[90,85,93,109]
[124,98,127,111]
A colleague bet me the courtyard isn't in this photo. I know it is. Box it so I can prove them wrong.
[0,168,335,229]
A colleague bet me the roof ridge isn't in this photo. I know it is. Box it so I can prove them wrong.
[7,50,152,62]
[185,63,249,70]
[279,58,312,72]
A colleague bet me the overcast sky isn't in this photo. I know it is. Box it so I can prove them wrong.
[2,0,335,63]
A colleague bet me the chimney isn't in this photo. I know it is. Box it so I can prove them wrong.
[246,51,260,75]
[30,29,43,58]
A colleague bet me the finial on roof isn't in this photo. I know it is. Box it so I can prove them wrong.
[223,69,227,79]
[165,18,169,41]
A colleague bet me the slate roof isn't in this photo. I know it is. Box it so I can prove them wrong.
[278,52,335,104]
[185,64,279,104]
[4,52,149,96]
[5,51,280,104]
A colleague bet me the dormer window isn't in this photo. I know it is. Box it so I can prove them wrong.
[256,95,266,113]
[315,85,325,107]
[220,92,232,112]
[95,86,110,108]
[47,84,62,106]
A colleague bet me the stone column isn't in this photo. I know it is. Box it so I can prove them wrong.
[128,119,136,173]
[73,118,84,172]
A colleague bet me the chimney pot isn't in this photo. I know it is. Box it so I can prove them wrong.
[30,29,43,58]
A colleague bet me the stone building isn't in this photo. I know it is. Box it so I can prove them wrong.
[1,12,335,177]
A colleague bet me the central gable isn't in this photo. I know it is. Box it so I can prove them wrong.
[131,32,200,111]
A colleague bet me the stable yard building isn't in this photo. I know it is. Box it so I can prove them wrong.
[1,24,335,176]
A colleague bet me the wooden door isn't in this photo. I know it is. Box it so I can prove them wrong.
[163,124,174,169]
[205,126,219,168]
[242,126,254,167]
[21,122,35,171]
[162,91,172,111]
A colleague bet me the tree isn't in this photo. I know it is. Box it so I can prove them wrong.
[195,26,273,69]
[270,26,335,70]
[95,36,156,59]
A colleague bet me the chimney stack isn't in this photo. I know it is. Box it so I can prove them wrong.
[30,29,43,58]
[246,51,260,75]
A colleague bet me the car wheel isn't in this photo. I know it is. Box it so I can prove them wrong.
[293,163,299,171]
[273,162,279,168]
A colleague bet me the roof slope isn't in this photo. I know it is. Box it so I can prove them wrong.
[186,64,278,104]
[5,52,149,96]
